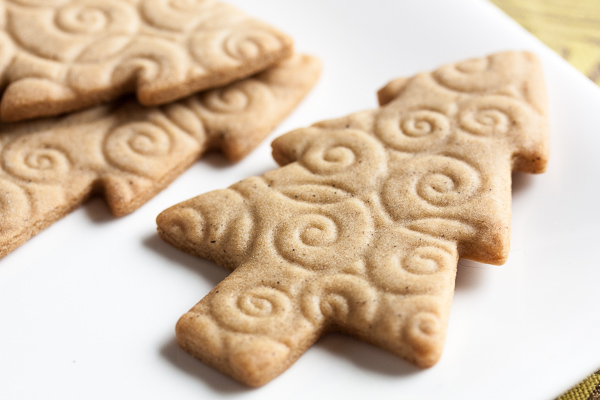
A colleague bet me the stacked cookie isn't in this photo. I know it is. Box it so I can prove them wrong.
[0,0,321,257]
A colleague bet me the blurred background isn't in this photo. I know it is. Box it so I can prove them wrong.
[491,0,600,86]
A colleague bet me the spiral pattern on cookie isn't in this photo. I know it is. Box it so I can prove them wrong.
[456,57,490,74]
[165,0,215,11]
[460,108,509,136]
[403,246,455,275]
[374,107,451,152]
[433,56,493,92]
[54,0,137,35]
[273,202,372,271]
[139,0,219,32]
[381,155,481,223]
[385,155,481,215]
[459,96,529,137]
[200,81,271,114]
[275,214,338,265]
[7,0,67,7]
[110,37,188,88]
[3,137,71,183]
[299,130,386,185]
[222,26,282,62]
[367,229,458,295]
[431,53,526,94]
[211,284,292,334]
[401,110,450,138]
[404,309,443,355]
[104,121,172,177]
[159,206,206,247]
[190,23,286,71]
[203,87,251,113]
[301,274,377,327]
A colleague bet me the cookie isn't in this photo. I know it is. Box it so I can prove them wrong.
[0,0,293,122]
[0,53,321,258]
[156,51,550,386]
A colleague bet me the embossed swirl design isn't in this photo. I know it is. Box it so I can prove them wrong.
[275,213,338,265]
[384,156,480,207]
[223,27,282,61]
[374,107,451,152]
[273,202,372,271]
[211,284,292,334]
[460,107,509,136]
[301,274,377,326]
[7,0,68,6]
[202,86,251,113]
[159,0,214,11]
[139,0,220,32]
[3,137,71,183]
[8,1,137,63]
[299,130,385,182]
[1,0,290,122]
[190,26,283,69]
[236,287,286,317]
[412,157,479,207]
[431,53,525,94]
[404,309,443,353]
[368,230,457,295]
[104,121,172,177]
[382,155,481,220]
[54,0,137,35]
[161,206,206,245]
[454,57,489,74]
[108,38,189,89]
[400,110,450,138]
[459,96,528,137]
[200,81,272,114]
[432,56,495,92]
[403,246,454,275]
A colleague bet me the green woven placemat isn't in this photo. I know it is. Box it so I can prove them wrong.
[490,0,600,86]
[558,370,600,400]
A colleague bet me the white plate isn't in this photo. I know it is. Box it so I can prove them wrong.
[2,1,600,399]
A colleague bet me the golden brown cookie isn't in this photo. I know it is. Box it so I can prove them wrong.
[156,51,549,386]
[0,0,293,122]
[0,53,321,258]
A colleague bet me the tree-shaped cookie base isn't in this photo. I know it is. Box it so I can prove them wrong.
[0,0,293,121]
[157,51,550,386]
[0,54,320,258]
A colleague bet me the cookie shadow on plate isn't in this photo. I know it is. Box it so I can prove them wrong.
[143,233,229,287]
[315,333,422,377]
[511,171,535,196]
[160,337,249,393]
[146,234,252,391]
[455,258,486,291]
[197,151,235,170]
[83,197,116,224]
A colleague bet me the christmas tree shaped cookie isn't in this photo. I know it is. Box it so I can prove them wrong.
[0,0,293,121]
[156,51,549,386]
[0,53,320,258]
